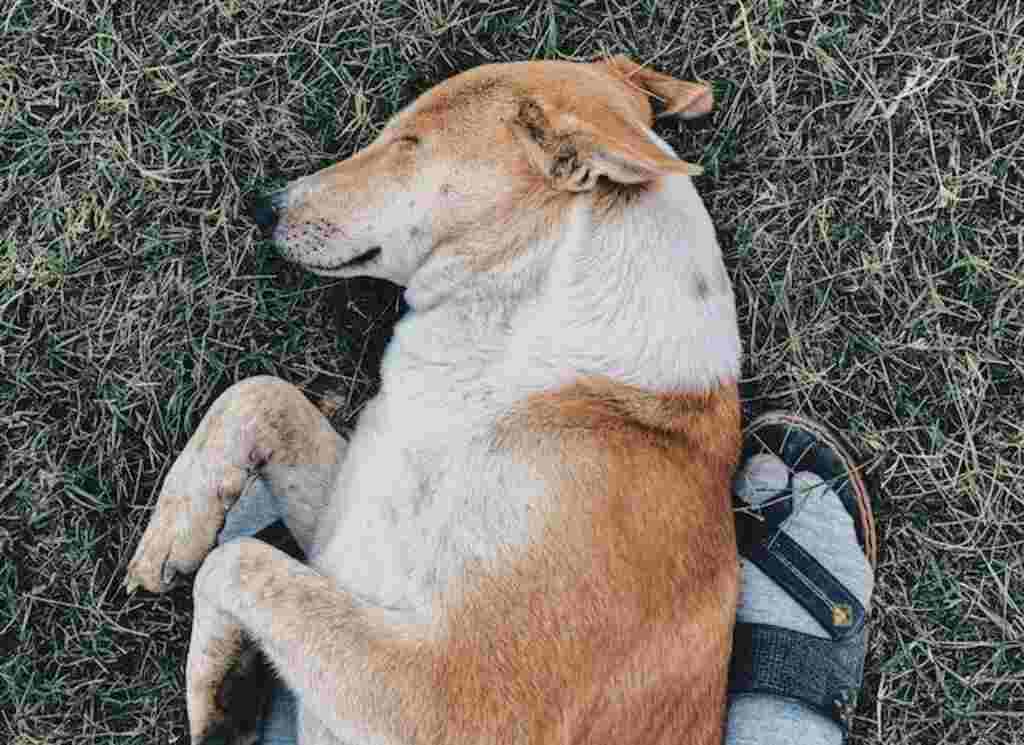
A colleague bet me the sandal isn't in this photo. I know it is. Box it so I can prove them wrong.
[728,411,877,739]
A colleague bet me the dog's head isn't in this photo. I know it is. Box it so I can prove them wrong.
[254,57,712,285]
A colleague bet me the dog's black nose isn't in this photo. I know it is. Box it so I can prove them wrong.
[252,191,286,234]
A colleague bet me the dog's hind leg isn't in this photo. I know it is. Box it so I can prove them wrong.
[186,538,439,745]
[126,375,347,595]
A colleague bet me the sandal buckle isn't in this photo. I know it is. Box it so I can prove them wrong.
[832,603,854,628]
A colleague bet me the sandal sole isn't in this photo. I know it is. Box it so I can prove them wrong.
[742,411,878,570]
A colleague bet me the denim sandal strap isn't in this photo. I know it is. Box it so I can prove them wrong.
[729,622,866,733]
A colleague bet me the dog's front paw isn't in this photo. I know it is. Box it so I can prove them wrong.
[125,453,251,594]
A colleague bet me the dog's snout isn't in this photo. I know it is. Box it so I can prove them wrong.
[252,191,287,234]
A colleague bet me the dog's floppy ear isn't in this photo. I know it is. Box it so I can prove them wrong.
[596,55,713,119]
[510,99,701,192]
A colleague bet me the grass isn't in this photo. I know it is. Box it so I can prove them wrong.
[1,0,1022,743]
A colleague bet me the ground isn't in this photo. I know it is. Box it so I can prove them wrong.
[1,1,1022,743]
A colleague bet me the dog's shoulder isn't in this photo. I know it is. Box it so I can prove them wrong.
[498,375,741,480]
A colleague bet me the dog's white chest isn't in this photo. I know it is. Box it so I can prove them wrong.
[312,393,539,619]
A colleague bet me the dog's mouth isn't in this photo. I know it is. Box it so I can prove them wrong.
[307,246,383,272]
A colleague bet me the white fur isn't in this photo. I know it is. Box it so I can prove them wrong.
[311,168,740,626]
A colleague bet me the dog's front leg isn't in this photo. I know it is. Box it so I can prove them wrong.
[126,375,347,594]
[189,538,443,745]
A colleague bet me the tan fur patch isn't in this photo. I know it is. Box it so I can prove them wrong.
[426,379,741,744]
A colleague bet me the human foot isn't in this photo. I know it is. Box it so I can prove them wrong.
[726,412,877,744]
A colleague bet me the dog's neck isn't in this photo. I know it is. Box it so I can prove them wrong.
[388,174,740,413]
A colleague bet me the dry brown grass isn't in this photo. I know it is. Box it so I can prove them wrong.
[1,1,1022,743]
